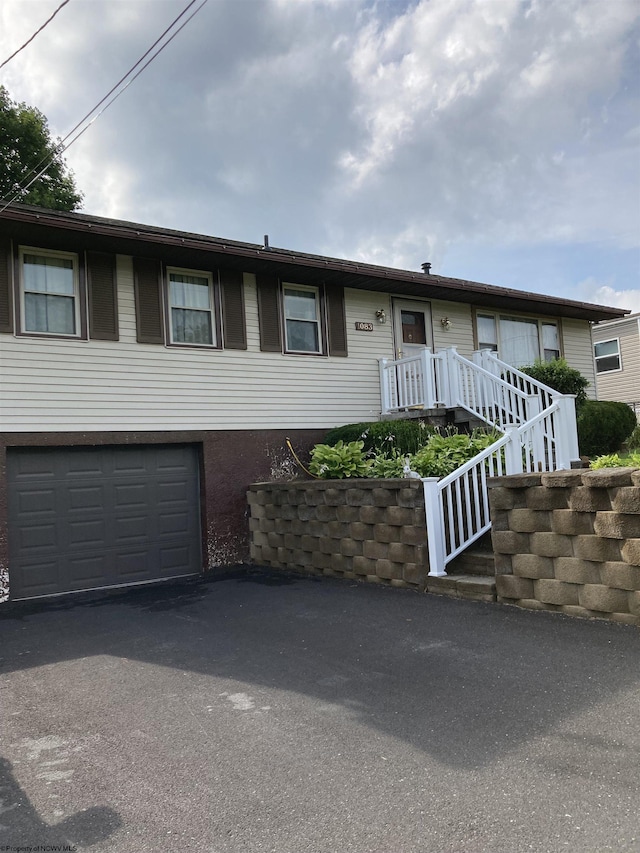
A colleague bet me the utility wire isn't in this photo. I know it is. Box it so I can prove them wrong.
[0,0,72,71]
[1,0,207,211]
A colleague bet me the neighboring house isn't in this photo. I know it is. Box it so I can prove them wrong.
[593,312,640,419]
[0,203,627,602]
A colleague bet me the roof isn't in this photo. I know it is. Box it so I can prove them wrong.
[593,312,640,332]
[0,202,629,322]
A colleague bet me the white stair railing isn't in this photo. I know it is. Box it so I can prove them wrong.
[423,432,511,575]
[383,347,581,577]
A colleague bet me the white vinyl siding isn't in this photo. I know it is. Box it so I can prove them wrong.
[0,269,394,431]
[431,301,474,355]
[593,316,640,406]
[562,318,597,399]
[0,260,600,431]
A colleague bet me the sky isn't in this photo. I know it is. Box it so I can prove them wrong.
[1,0,639,312]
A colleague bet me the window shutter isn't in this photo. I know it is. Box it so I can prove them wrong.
[133,257,164,344]
[220,268,246,350]
[257,273,281,352]
[326,284,347,357]
[87,251,118,341]
[0,237,13,334]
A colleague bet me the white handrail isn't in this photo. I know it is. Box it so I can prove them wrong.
[472,350,556,409]
[424,397,579,575]
[378,346,580,575]
[424,432,510,577]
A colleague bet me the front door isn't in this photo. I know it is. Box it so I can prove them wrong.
[392,300,433,359]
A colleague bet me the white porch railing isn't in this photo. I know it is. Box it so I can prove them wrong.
[379,347,581,576]
[379,349,447,412]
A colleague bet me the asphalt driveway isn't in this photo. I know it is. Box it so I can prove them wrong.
[1,568,639,853]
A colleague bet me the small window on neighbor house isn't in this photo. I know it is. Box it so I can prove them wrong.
[168,268,216,346]
[594,338,621,373]
[21,248,79,336]
[477,314,498,351]
[283,284,321,353]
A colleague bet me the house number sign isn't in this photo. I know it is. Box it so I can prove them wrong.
[355,321,374,332]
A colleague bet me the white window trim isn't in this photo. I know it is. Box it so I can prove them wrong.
[593,337,622,374]
[282,282,323,355]
[167,266,217,347]
[475,311,561,362]
[19,246,81,338]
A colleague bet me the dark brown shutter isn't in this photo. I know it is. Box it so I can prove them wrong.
[220,268,246,350]
[0,236,13,334]
[257,273,282,352]
[87,251,118,341]
[133,257,164,344]
[326,284,347,357]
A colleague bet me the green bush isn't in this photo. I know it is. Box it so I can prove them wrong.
[309,440,373,479]
[590,453,640,469]
[577,400,638,457]
[409,431,500,478]
[369,450,407,479]
[322,419,437,456]
[627,423,640,450]
[520,358,589,408]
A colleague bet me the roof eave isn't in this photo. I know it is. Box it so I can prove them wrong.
[0,203,629,323]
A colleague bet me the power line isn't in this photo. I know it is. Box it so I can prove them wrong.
[1,0,208,211]
[0,0,72,71]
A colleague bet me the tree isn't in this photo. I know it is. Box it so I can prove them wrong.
[0,86,82,211]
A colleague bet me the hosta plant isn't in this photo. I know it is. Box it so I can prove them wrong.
[309,440,373,479]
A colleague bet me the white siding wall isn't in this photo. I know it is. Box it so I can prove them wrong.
[0,256,604,431]
[0,260,395,432]
[593,317,640,404]
[562,318,597,399]
[431,300,474,356]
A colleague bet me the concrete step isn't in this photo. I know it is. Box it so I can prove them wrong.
[447,549,496,576]
[446,531,495,576]
[425,574,496,603]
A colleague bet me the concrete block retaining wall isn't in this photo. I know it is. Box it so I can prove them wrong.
[488,469,640,626]
[248,480,429,589]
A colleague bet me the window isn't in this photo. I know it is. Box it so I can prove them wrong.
[167,268,216,346]
[256,274,347,356]
[477,314,498,351]
[475,312,560,366]
[542,323,560,360]
[283,284,321,353]
[594,338,621,373]
[20,248,79,336]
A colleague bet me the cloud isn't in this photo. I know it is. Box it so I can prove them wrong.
[0,0,638,309]
[578,279,640,314]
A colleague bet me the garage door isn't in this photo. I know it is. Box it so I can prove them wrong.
[7,444,202,600]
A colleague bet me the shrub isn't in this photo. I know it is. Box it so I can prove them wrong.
[520,358,589,408]
[322,419,437,456]
[409,431,500,478]
[590,453,640,469]
[369,450,407,479]
[577,400,638,457]
[627,422,640,450]
[308,440,373,479]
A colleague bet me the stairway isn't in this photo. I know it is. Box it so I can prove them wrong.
[425,532,497,602]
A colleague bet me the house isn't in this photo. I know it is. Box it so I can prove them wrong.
[0,203,627,602]
[592,312,640,420]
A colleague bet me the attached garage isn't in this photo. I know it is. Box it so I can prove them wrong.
[7,443,202,601]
